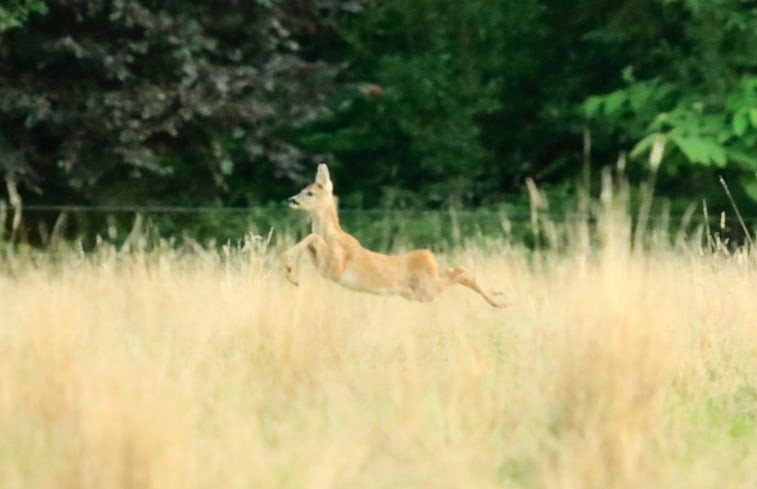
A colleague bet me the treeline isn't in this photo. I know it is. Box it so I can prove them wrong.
[1,0,756,214]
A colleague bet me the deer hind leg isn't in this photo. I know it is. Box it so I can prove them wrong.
[395,268,506,307]
[404,277,438,302]
[443,266,507,308]
[403,267,460,303]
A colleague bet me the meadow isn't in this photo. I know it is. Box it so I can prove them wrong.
[1,209,756,489]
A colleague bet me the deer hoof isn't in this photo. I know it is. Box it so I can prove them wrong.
[286,273,299,287]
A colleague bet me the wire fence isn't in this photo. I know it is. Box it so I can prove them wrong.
[15,203,757,219]
[3,202,756,251]
[13,203,757,229]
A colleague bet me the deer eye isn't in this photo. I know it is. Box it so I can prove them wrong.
[306,190,314,196]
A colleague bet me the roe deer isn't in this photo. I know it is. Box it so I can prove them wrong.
[281,164,506,307]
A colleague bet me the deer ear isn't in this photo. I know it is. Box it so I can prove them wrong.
[315,163,333,192]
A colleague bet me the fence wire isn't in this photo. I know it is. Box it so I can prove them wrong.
[13,204,757,223]
[3,202,755,251]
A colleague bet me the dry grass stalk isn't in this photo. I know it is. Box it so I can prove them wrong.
[0,224,755,489]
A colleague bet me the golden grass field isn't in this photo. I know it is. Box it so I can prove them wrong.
[1,220,756,489]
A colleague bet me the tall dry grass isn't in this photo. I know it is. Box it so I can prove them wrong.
[1,212,756,489]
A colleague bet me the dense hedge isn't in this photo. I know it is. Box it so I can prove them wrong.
[1,0,755,221]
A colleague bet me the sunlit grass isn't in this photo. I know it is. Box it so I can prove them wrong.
[1,218,756,489]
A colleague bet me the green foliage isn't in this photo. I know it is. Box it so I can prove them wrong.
[294,0,545,207]
[299,0,757,208]
[586,76,757,170]
[582,0,757,198]
[3,0,757,240]
[0,0,46,31]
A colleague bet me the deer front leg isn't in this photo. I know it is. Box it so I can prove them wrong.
[281,251,299,286]
[281,233,330,286]
[281,238,309,286]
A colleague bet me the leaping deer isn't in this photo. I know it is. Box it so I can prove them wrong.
[281,164,506,307]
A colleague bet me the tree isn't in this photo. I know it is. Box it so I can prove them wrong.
[294,0,545,208]
[0,0,353,205]
[297,0,757,210]
[582,0,757,199]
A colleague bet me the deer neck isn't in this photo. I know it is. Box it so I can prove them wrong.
[310,198,342,239]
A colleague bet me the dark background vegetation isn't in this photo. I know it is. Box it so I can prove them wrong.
[1,0,756,246]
